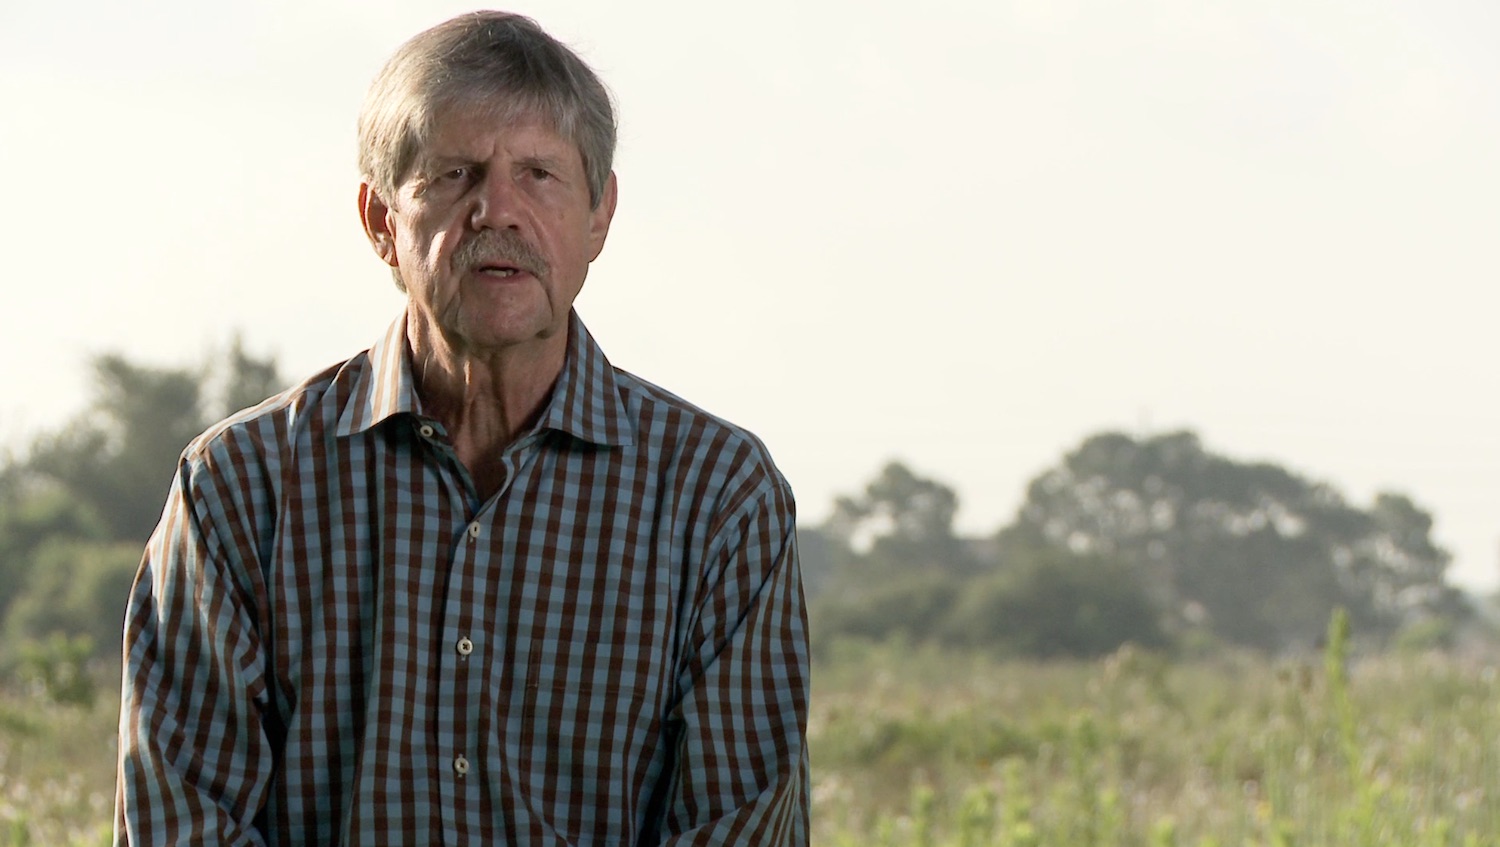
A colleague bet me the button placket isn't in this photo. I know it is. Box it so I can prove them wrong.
[446,517,485,792]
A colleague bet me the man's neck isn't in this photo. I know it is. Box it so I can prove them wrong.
[407,316,567,497]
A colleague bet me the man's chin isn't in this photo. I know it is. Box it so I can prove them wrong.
[445,315,564,354]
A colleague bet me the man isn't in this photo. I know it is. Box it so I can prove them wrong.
[115,12,809,845]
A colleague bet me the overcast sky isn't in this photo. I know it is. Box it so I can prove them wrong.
[2,0,1496,589]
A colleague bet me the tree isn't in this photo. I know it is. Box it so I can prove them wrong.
[809,461,974,648]
[0,340,283,670]
[1009,430,1464,651]
[20,344,283,544]
[824,460,972,575]
[26,354,207,541]
[222,334,286,416]
[810,459,1168,657]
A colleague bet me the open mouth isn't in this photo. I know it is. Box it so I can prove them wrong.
[454,230,548,281]
[479,263,525,278]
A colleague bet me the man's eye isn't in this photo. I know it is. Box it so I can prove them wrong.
[442,167,471,181]
[529,167,552,181]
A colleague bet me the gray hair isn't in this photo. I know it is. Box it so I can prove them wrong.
[358,11,616,209]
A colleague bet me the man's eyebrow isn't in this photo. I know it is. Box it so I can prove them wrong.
[517,152,567,170]
[417,153,476,172]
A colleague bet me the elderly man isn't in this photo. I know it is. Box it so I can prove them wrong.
[115,12,809,846]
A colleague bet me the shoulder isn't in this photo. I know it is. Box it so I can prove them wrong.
[611,367,795,523]
[178,353,365,494]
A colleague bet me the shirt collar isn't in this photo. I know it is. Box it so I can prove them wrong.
[534,310,637,447]
[335,308,636,448]
[334,311,419,437]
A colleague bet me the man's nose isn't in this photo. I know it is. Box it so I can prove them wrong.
[470,172,524,231]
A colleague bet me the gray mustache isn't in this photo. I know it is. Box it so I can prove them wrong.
[453,230,549,279]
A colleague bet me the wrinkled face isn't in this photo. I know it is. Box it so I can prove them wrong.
[362,103,616,354]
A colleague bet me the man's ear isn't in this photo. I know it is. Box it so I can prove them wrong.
[359,182,399,268]
[587,171,618,262]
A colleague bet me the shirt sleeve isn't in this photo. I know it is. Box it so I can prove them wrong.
[115,452,275,847]
[651,472,811,846]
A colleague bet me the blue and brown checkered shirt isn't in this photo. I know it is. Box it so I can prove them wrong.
[115,311,809,845]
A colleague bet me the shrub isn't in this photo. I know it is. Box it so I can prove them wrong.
[944,550,1169,658]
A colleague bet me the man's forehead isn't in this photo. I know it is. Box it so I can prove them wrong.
[417,101,585,172]
[427,100,571,150]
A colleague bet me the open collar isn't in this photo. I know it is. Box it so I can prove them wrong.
[335,309,635,448]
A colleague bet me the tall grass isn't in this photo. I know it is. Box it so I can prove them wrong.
[0,682,114,847]
[810,632,1500,846]
[4,629,1499,845]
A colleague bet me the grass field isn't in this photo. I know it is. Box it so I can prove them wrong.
[4,630,1498,845]
[0,679,114,847]
[810,635,1500,846]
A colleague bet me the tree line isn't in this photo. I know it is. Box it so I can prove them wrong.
[804,434,1476,657]
[0,344,1482,699]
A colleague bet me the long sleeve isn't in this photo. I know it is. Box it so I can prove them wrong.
[115,454,275,846]
[651,476,811,846]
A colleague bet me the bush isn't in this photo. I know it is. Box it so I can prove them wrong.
[811,570,960,649]
[1393,616,1457,653]
[944,550,1169,658]
[16,634,99,708]
[3,538,139,668]
[0,484,110,622]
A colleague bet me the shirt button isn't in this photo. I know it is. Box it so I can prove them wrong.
[456,636,474,656]
[418,423,435,438]
[453,755,470,776]
[467,522,481,540]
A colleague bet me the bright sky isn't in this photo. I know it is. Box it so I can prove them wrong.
[2,0,1496,590]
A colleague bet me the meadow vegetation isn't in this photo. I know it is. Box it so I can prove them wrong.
[0,667,114,847]
[5,613,1499,845]
[810,620,1500,846]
